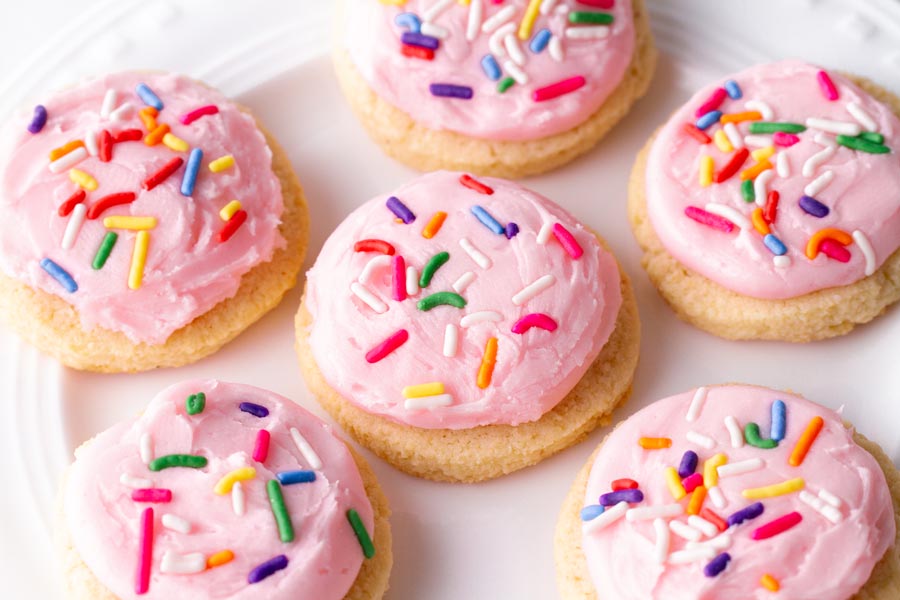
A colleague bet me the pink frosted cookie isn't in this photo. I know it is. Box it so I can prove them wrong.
[629,60,900,341]
[334,0,656,177]
[59,380,392,600]
[555,384,900,599]
[0,72,309,372]
[295,171,640,482]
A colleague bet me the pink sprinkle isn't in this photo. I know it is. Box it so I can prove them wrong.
[135,507,153,595]
[682,472,704,493]
[819,238,851,263]
[132,488,172,503]
[253,429,271,463]
[179,104,219,125]
[816,70,839,101]
[365,329,409,363]
[695,87,728,118]
[684,206,735,233]
[751,511,802,540]
[533,76,586,102]
[773,132,800,147]
[511,313,558,334]
[576,0,614,7]
[551,223,584,259]
[392,255,407,301]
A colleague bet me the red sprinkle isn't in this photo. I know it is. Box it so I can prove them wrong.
[58,190,86,217]
[714,147,750,183]
[136,507,154,595]
[459,173,494,195]
[365,329,409,363]
[575,0,614,6]
[532,76,586,102]
[87,192,136,219]
[682,473,704,493]
[685,206,735,233]
[816,70,839,101]
[552,223,584,259]
[751,511,802,540]
[773,132,800,147]
[217,210,247,243]
[253,429,271,463]
[819,238,851,263]
[611,478,639,491]
[401,44,435,60]
[179,104,219,125]
[132,488,172,503]
[143,157,184,191]
[763,190,779,224]
[354,239,396,255]
[695,87,728,118]
[682,123,711,144]
[701,508,729,532]
[391,255,407,301]
[113,128,143,143]
[98,129,113,162]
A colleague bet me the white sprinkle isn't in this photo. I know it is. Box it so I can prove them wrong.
[48,147,88,173]
[406,266,419,296]
[405,394,454,410]
[160,551,206,574]
[743,134,773,148]
[452,271,476,293]
[687,515,719,538]
[466,0,483,41]
[109,102,134,122]
[100,89,118,118]
[806,117,861,137]
[536,222,554,244]
[846,101,877,131]
[707,485,727,509]
[773,255,792,268]
[754,169,775,207]
[482,5,516,33]
[504,33,527,66]
[852,230,876,276]
[119,473,152,489]
[802,145,836,177]
[776,151,791,177]
[232,481,246,516]
[685,386,707,422]
[459,237,492,269]
[626,503,684,521]
[460,310,503,328]
[724,416,744,448]
[548,35,564,62]
[818,488,843,508]
[420,22,449,39]
[139,433,153,464]
[503,60,529,84]
[717,457,764,478]
[553,3,569,15]
[653,518,670,564]
[539,0,559,15]
[799,490,842,524]
[512,274,555,306]
[443,324,458,357]
[723,122,744,149]
[686,430,716,449]
[489,22,516,57]
[61,203,87,250]
[814,131,837,147]
[704,204,749,231]
[84,129,99,156]
[161,514,191,534]
[668,547,716,564]
[350,282,387,313]
[668,520,703,542]
[582,501,628,534]
[565,25,609,39]
[745,100,773,120]
[804,170,834,197]
[358,254,391,285]
[423,0,454,22]
[687,533,732,551]
[290,427,322,469]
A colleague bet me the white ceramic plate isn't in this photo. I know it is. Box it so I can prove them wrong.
[2,1,900,598]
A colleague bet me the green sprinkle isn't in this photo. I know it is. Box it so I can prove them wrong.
[418,251,450,288]
[858,131,885,144]
[91,232,118,270]
[417,291,466,311]
[568,11,614,24]
[186,392,205,415]
[741,179,755,203]
[497,77,515,94]
[148,454,208,471]
[744,423,778,449]
[347,508,375,559]
[748,122,807,134]
[266,480,295,543]
[836,134,890,154]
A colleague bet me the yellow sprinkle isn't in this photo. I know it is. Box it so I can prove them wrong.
[213,467,257,495]
[402,382,445,398]
[128,231,150,290]
[664,466,687,501]
[687,485,707,515]
[69,168,98,191]
[760,574,780,592]
[703,453,727,488]
[638,437,672,450]
[378,0,406,4]
[207,550,235,569]
[219,200,242,221]
[517,0,542,40]
[713,129,733,153]
[209,154,235,173]
[699,155,714,187]
[103,216,158,230]
[742,477,805,500]
[162,132,189,152]
[751,146,776,162]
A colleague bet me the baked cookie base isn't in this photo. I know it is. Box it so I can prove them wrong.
[332,0,657,179]
[294,260,640,483]
[553,427,900,599]
[627,76,900,342]
[0,119,310,373]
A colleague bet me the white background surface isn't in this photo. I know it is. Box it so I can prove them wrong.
[2,1,900,598]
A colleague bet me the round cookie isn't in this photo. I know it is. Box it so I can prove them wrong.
[555,384,900,600]
[0,72,309,372]
[628,60,900,342]
[295,171,640,482]
[58,379,391,599]
[334,0,657,178]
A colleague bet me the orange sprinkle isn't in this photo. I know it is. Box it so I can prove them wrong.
[476,337,498,389]
[638,437,672,450]
[720,110,763,124]
[760,574,780,591]
[789,416,824,466]
[206,549,234,569]
[805,228,853,259]
[687,485,707,515]
[144,123,170,146]
[139,106,158,131]
[422,211,448,239]
[751,208,770,235]
[49,140,84,161]
[739,160,773,181]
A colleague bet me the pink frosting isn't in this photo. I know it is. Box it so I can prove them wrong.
[305,171,622,429]
[581,384,895,600]
[343,0,635,141]
[645,60,900,299]
[64,380,375,600]
[0,72,285,344]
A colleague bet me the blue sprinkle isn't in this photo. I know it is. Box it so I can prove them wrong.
[480,54,502,81]
[248,554,288,584]
[678,450,698,478]
[40,258,77,293]
[530,28,552,53]
[580,504,605,521]
[27,105,47,134]
[135,83,164,111]
[394,12,422,33]
[181,148,203,196]
[696,110,722,130]
[471,205,505,235]
[429,83,473,99]
[505,222,519,239]
[770,400,787,442]
[727,502,764,527]
[724,79,742,100]
[763,233,787,256]
[386,196,416,223]
[799,195,829,218]
[239,402,269,418]
[276,470,317,485]
[401,32,439,50]
[704,552,732,578]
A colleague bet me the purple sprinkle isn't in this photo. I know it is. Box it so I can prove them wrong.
[429,83,474,100]
[704,552,731,577]
[27,105,47,134]
[401,32,439,50]
[799,195,829,218]
[239,402,269,418]
[726,502,764,527]
[678,450,698,478]
[505,222,519,239]
[386,196,416,223]
[248,554,289,584]
[599,489,644,506]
